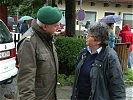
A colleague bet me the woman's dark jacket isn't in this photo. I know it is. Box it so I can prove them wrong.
[71,46,126,100]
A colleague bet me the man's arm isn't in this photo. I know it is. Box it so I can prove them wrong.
[17,38,36,100]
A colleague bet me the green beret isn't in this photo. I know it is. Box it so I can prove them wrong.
[37,6,62,25]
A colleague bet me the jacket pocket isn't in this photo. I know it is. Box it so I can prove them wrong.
[37,53,50,61]
[37,53,56,74]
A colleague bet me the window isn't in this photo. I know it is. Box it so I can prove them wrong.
[60,10,66,25]
[123,13,133,29]
[104,12,115,16]
[60,10,97,26]
[83,11,97,25]
[0,20,13,43]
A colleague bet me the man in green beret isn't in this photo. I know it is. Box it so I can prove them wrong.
[16,6,62,100]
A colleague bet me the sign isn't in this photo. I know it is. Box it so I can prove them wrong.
[77,9,85,21]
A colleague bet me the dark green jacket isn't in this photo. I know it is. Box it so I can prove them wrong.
[72,46,126,100]
[17,19,58,100]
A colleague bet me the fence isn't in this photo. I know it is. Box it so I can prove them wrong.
[11,32,130,73]
[75,30,86,39]
[11,32,22,48]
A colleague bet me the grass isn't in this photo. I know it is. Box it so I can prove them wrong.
[124,68,133,86]
[124,68,133,81]
[57,68,133,87]
[57,74,74,87]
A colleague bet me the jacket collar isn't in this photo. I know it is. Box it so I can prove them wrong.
[87,46,102,54]
[95,46,110,62]
[31,19,53,42]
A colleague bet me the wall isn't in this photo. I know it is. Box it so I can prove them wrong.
[57,0,133,30]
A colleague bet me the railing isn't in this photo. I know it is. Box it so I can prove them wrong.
[11,32,22,48]
[11,32,130,73]
[75,30,86,39]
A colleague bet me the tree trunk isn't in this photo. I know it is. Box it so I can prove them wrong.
[0,4,8,25]
[65,0,76,37]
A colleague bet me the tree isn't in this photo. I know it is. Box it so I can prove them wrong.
[7,0,76,37]
[65,0,76,37]
[8,0,58,16]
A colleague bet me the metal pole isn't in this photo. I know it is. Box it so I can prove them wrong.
[46,0,52,6]
[79,0,82,38]
[80,0,82,9]
[17,9,19,23]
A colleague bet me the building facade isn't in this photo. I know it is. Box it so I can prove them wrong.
[57,0,133,32]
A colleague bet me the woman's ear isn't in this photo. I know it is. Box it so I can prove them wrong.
[97,40,101,45]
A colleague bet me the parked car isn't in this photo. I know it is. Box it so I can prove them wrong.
[0,19,18,84]
[55,24,87,36]
[55,24,65,36]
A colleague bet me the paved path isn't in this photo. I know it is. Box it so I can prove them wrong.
[126,86,133,100]
[0,78,133,100]
[57,86,72,100]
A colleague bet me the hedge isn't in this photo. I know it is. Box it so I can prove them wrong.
[55,36,85,75]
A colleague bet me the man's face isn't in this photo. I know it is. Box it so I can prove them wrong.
[110,24,114,30]
[42,22,60,35]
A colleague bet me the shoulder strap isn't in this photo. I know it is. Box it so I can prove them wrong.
[95,47,109,63]
[17,28,34,51]
[76,47,88,63]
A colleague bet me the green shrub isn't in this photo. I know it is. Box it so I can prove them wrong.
[66,75,74,86]
[55,36,85,75]
[57,74,74,86]
[124,69,133,81]
[57,74,67,86]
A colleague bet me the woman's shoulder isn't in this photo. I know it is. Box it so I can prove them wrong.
[105,46,117,57]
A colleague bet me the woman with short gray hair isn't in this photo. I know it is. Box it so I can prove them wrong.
[72,22,125,100]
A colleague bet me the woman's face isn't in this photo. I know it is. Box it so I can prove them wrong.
[86,33,101,48]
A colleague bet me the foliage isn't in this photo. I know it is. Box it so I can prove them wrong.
[66,74,74,85]
[124,69,133,81]
[57,74,67,86]
[57,74,74,87]
[8,0,39,17]
[8,0,76,37]
[58,69,133,87]
[8,0,61,16]
[55,36,85,74]
[0,0,22,6]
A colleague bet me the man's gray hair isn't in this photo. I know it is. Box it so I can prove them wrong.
[37,18,44,27]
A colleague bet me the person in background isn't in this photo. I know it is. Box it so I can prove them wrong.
[119,24,133,68]
[16,6,62,100]
[115,25,121,37]
[17,23,20,33]
[107,23,116,48]
[71,22,125,100]
[119,24,132,43]
[19,20,30,35]
[8,16,15,31]
[85,20,91,29]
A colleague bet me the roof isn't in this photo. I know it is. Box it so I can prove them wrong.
[88,0,133,3]
[110,0,133,3]
[87,0,133,5]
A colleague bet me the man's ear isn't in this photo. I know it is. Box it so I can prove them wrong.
[42,24,47,30]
